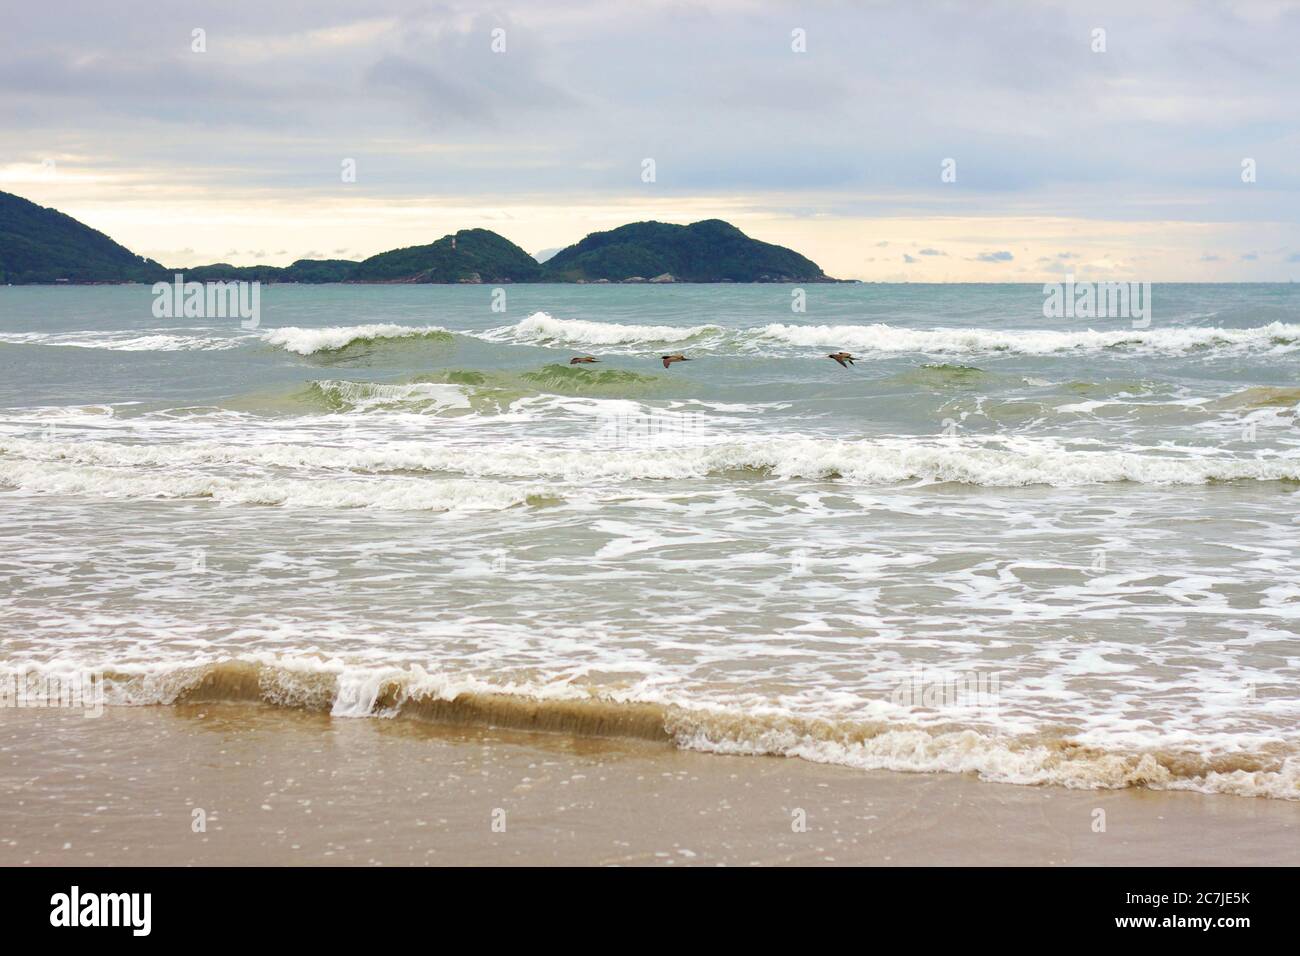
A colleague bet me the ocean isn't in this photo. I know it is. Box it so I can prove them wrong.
[1,282,1297,800]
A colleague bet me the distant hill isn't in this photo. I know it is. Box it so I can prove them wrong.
[351,229,542,283]
[183,259,357,284]
[284,259,359,283]
[542,219,834,282]
[0,190,166,284]
[0,190,835,285]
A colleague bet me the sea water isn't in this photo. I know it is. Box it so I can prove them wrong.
[1,282,1297,797]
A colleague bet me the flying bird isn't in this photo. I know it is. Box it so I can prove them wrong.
[828,352,856,368]
[569,356,599,364]
[661,354,690,368]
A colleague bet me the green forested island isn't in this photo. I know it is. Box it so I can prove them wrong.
[351,228,544,283]
[543,219,830,283]
[0,190,166,284]
[0,189,838,285]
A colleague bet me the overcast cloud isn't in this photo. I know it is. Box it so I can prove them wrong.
[2,0,1298,279]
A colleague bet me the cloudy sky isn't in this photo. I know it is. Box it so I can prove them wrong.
[2,0,1298,280]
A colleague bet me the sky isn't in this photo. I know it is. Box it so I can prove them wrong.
[2,0,1298,281]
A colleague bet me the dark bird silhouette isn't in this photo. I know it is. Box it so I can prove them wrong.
[828,352,856,368]
[661,354,690,368]
[569,356,599,364]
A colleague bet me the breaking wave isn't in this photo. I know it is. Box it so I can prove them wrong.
[483,312,721,348]
[263,324,454,356]
[5,435,1298,488]
[0,329,246,351]
[15,316,1295,361]
[480,314,1300,358]
[6,656,1294,800]
[0,458,557,511]
[757,321,1300,356]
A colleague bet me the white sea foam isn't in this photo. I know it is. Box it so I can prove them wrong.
[0,458,552,511]
[484,314,1300,357]
[6,318,1298,359]
[6,435,1297,488]
[485,311,721,347]
[0,330,245,351]
[757,321,1300,356]
[673,720,1300,800]
[262,324,452,355]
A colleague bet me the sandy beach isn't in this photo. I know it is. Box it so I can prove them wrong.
[2,703,1294,867]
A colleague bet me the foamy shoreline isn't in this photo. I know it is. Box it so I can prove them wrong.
[5,656,1295,800]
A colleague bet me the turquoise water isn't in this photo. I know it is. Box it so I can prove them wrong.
[1,283,1298,797]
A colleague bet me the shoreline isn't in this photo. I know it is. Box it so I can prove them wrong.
[2,703,1295,866]
[7,655,1296,800]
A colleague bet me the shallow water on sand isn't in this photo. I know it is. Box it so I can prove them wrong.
[1,283,1298,798]
[6,704,1297,866]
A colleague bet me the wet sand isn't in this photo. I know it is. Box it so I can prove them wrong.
[1,703,1296,866]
